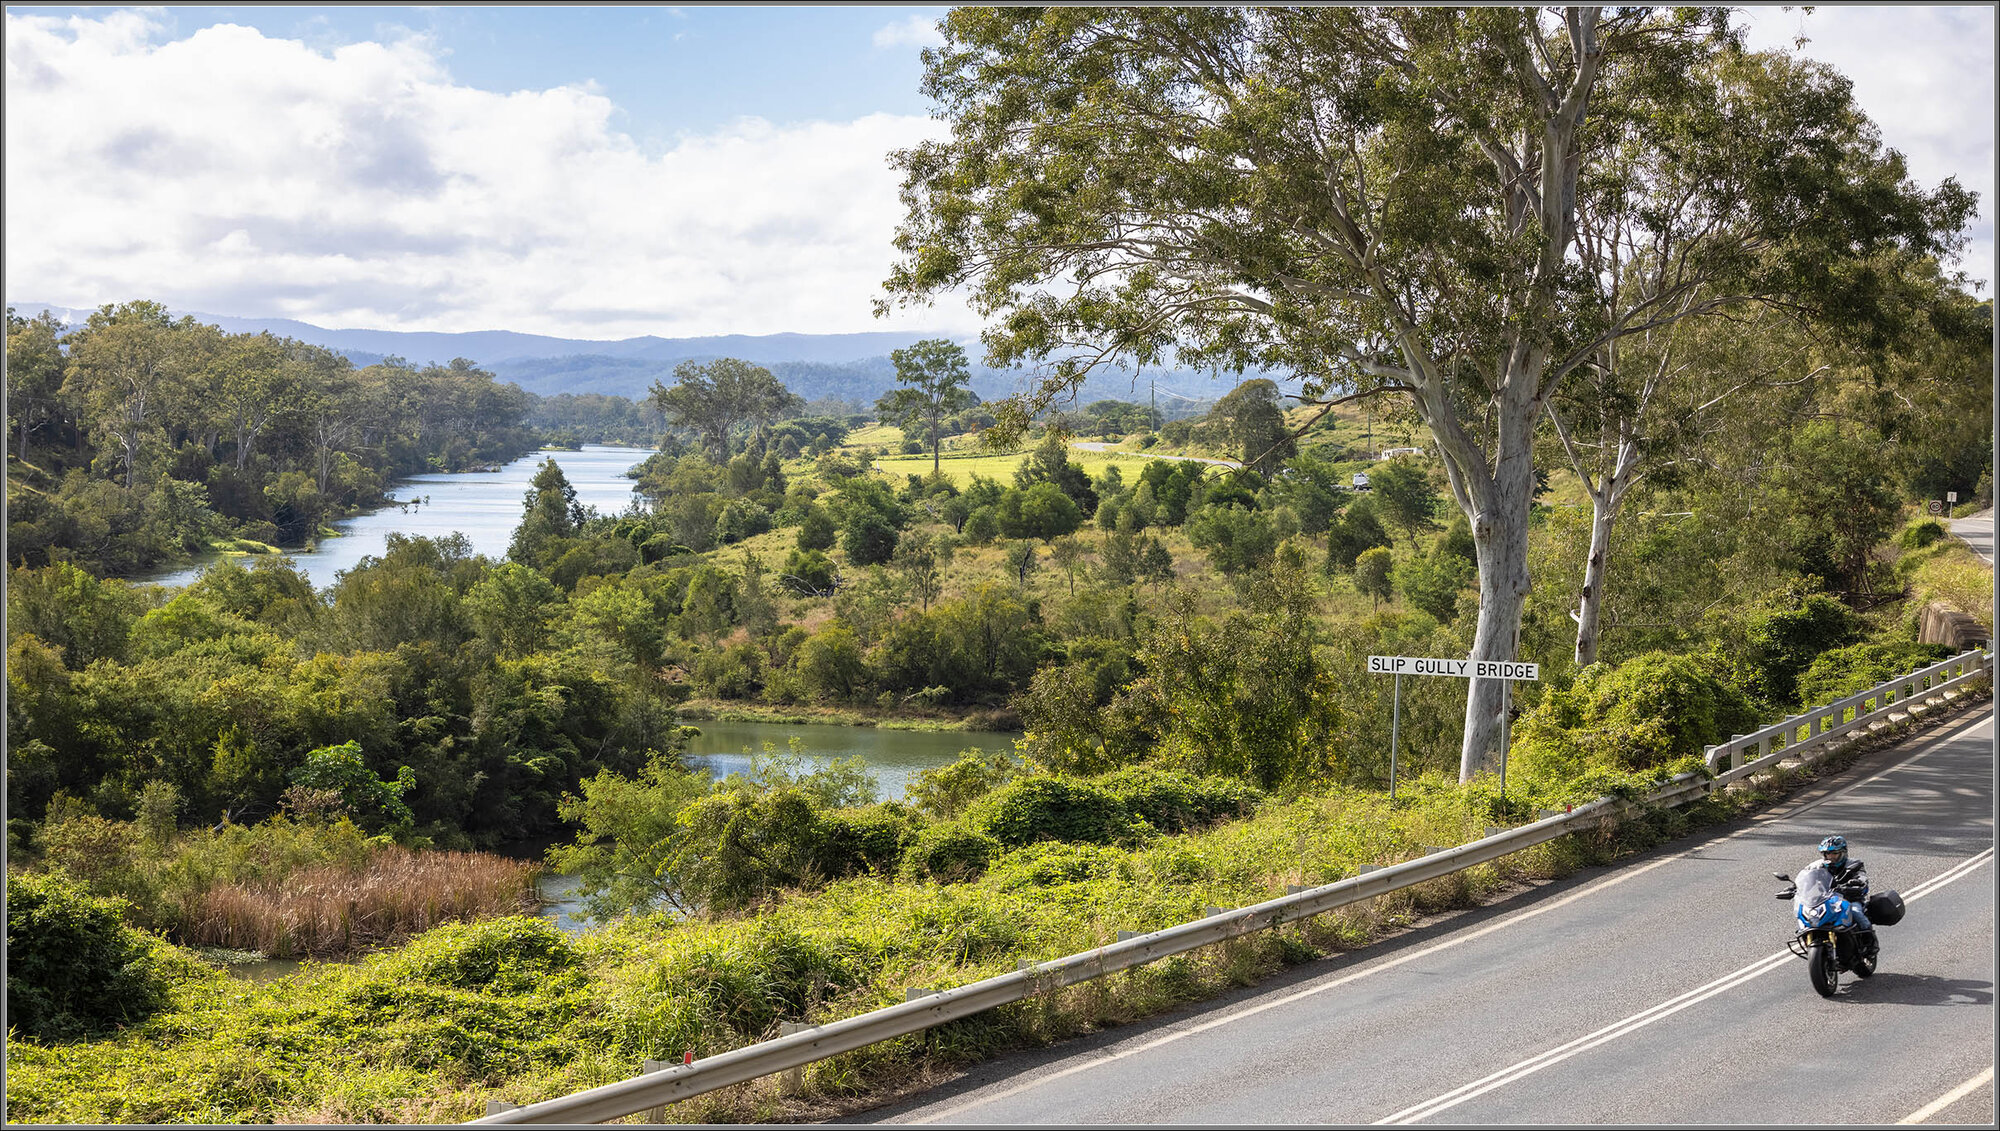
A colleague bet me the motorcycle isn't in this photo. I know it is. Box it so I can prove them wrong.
[1772,862,1903,998]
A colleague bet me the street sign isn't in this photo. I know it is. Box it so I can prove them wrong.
[1367,655,1539,681]
[1368,655,1538,803]
[1948,491,1958,504]
[1927,499,1945,515]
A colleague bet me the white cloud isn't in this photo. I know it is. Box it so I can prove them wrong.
[872,14,944,52]
[1738,5,1995,296]
[3,10,971,338]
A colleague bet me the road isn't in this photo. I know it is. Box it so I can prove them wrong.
[849,708,1996,1125]
[1070,441,1241,470]
[1950,509,1994,567]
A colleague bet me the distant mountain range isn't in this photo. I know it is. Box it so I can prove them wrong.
[8,301,1268,409]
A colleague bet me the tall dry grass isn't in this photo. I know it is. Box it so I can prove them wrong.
[177,847,540,959]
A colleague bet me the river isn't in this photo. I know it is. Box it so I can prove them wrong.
[143,444,1019,946]
[136,445,655,590]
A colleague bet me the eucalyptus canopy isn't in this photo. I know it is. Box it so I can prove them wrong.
[883,6,1973,778]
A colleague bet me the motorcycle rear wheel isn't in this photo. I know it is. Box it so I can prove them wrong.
[1809,942,1838,998]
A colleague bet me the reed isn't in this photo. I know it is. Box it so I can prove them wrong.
[175,847,540,959]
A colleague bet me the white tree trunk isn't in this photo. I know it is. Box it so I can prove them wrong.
[1451,353,1543,782]
[1572,490,1615,667]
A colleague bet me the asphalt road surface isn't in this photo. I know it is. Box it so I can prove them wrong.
[1950,510,1995,567]
[850,708,1996,1125]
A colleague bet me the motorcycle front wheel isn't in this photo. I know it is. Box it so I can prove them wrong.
[1852,934,1878,979]
[1809,942,1839,998]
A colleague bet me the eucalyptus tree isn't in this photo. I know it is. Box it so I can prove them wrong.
[61,301,185,488]
[882,6,1973,778]
[649,358,802,462]
[876,337,977,475]
[5,308,67,464]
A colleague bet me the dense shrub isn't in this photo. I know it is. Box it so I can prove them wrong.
[1745,594,1865,705]
[1098,767,1263,833]
[1794,641,1953,706]
[1513,651,1758,778]
[797,506,837,551]
[6,869,183,1039]
[985,842,1131,889]
[900,823,1004,883]
[1897,517,1949,551]
[842,511,899,566]
[381,915,580,992]
[905,749,1021,819]
[973,776,1132,848]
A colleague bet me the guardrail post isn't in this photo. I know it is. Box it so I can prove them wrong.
[776,1023,809,1095]
[640,1060,671,1123]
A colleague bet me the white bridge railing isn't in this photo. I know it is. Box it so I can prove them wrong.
[1705,648,1992,785]
[472,646,1992,1125]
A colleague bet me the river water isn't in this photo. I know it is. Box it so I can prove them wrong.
[142,444,1020,945]
[137,445,655,590]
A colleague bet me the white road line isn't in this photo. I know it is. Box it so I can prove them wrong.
[1774,713,1992,821]
[908,848,1695,1123]
[901,716,1989,1124]
[1898,1065,1994,1124]
[1378,848,1995,1125]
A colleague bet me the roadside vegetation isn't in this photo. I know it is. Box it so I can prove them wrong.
[7,6,1997,1123]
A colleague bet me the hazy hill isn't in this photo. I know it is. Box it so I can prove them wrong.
[7,301,1260,409]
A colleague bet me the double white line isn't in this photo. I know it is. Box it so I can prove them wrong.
[1376,847,1995,1125]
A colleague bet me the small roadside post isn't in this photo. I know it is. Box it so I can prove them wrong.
[1368,655,1540,800]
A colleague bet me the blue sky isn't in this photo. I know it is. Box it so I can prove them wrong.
[4,6,1992,340]
[14,6,949,145]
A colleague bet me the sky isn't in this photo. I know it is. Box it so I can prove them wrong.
[4,5,1994,341]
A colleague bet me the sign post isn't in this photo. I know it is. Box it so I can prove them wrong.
[1388,673,1403,802]
[1368,656,1540,800]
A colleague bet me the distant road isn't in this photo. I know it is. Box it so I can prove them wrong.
[1950,509,1994,567]
[1071,441,1241,470]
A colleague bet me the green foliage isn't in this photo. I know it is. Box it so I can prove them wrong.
[876,339,977,473]
[1354,546,1394,607]
[842,510,899,566]
[290,742,416,834]
[905,748,1022,819]
[797,505,838,551]
[1326,496,1391,570]
[1896,517,1948,551]
[899,823,1003,883]
[1095,767,1262,833]
[1514,651,1759,778]
[782,548,838,595]
[1745,594,1866,705]
[5,869,180,1039]
[380,916,580,993]
[1013,434,1098,516]
[972,776,1132,848]
[1393,548,1474,624]
[985,841,1132,890]
[1186,503,1277,575]
[1765,422,1903,596]
[1369,460,1441,540]
[1795,641,1953,706]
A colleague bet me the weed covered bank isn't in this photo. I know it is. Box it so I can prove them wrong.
[9,768,1731,1124]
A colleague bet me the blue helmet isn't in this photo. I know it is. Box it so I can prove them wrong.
[1817,834,1848,865]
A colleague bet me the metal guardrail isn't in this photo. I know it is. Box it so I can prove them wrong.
[472,647,1993,1125]
[1704,648,1992,786]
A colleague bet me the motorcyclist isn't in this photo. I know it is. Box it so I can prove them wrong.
[1815,834,1875,947]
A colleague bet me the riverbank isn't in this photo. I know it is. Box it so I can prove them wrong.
[674,698,1022,733]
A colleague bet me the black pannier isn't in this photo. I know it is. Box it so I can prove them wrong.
[1865,890,1905,926]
